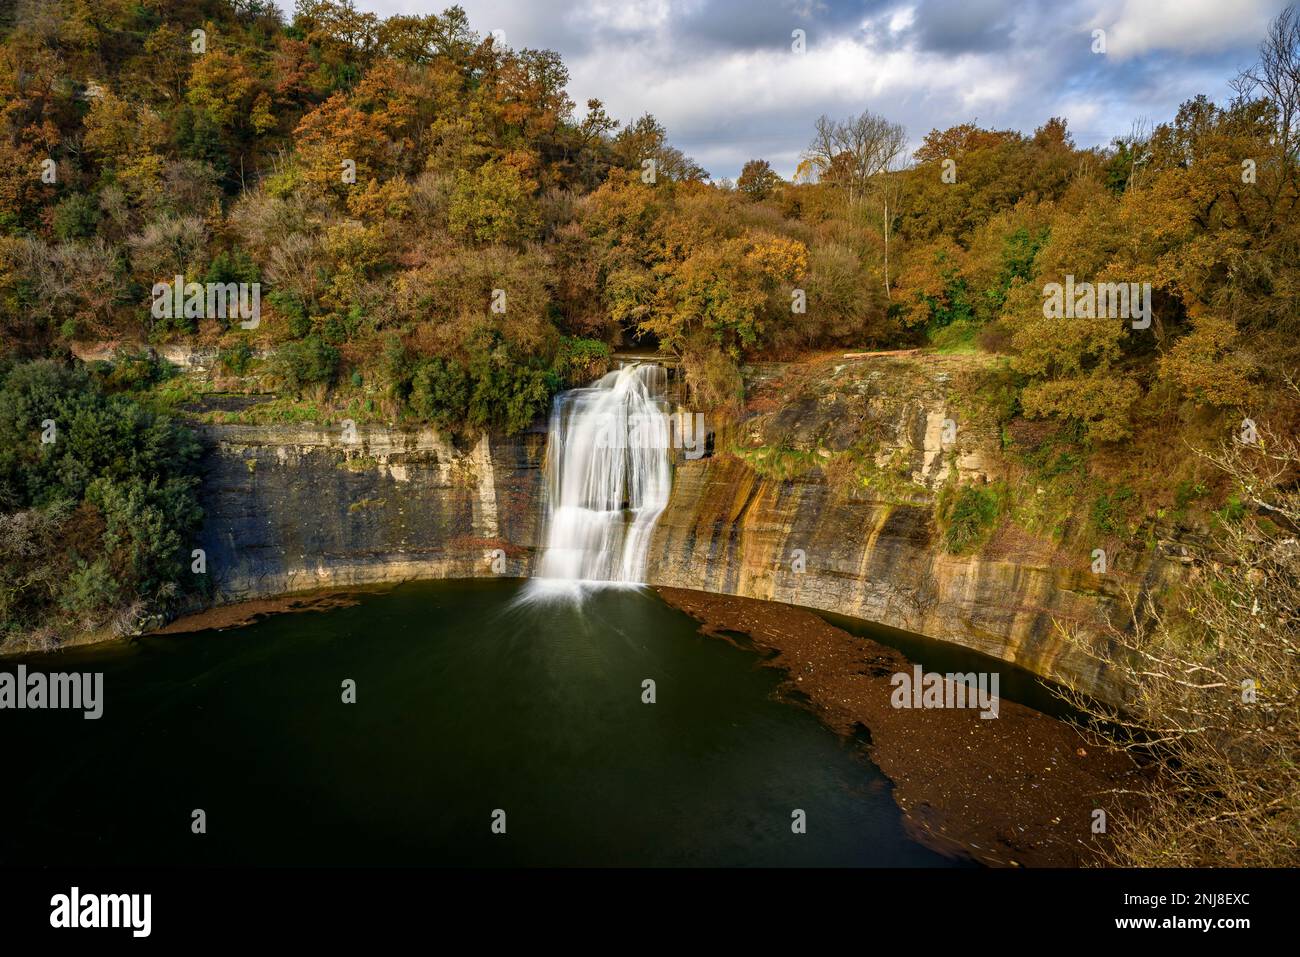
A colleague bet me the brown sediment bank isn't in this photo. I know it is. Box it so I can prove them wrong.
[149,590,366,635]
[657,586,1145,867]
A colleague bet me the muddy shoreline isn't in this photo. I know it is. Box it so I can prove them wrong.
[148,590,367,635]
[657,586,1143,867]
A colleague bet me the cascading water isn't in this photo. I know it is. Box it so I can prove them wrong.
[526,363,672,595]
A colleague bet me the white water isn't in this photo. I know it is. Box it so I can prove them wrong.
[525,363,672,597]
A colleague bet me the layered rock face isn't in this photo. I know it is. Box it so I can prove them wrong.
[197,423,544,601]
[644,355,1161,704]
[646,455,1129,703]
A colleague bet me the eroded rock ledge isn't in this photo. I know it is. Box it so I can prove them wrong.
[646,454,1132,702]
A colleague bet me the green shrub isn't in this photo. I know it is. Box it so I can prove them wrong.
[59,557,120,616]
[205,248,260,285]
[322,313,347,344]
[552,336,612,386]
[269,290,312,338]
[469,361,551,435]
[219,341,254,375]
[1091,487,1134,536]
[410,357,471,426]
[1215,495,1247,525]
[941,483,1002,554]
[52,193,100,240]
[89,474,201,594]
[397,343,556,434]
[277,335,339,391]
[94,349,176,393]
[0,360,203,643]
[381,336,416,401]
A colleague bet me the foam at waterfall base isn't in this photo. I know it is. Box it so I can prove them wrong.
[514,576,649,605]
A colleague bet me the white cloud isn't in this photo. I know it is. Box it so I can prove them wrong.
[574,0,676,33]
[272,0,1279,178]
[888,7,916,33]
[1088,0,1286,59]
[569,36,1022,176]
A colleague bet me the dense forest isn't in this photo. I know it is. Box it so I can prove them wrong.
[0,0,1297,865]
[3,0,1294,430]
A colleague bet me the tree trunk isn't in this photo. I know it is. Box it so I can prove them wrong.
[883,195,891,299]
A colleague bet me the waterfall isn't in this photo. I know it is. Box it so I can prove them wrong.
[526,363,672,595]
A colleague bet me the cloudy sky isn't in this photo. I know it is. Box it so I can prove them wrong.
[278,0,1292,180]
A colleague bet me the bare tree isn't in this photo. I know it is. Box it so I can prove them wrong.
[17,237,127,338]
[126,214,209,281]
[878,172,904,298]
[1232,4,1300,230]
[803,110,908,295]
[1057,394,1300,866]
[1115,116,1152,192]
[802,110,907,208]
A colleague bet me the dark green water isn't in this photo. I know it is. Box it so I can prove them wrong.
[1,579,963,867]
[819,610,1076,720]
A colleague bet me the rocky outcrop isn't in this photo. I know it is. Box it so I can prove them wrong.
[645,455,1131,703]
[70,340,264,377]
[645,355,1177,704]
[196,422,544,601]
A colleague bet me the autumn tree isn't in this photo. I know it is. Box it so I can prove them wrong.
[377,8,477,65]
[292,59,437,194]
[83,90,169,205]
[1231,3,1300,232]
[447,160,541,244]
[913,122,1019,163]
[0,46,62,231]
[737,159,780,201]
[1006,176,1144,441]
[612,114,708,182]
[802,110,906,295]
[1158,311,1257,409]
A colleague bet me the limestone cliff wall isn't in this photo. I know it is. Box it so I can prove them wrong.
[641,356,1184,704]
[644,456,1131,703]
[196,422,544,601]
[192,356,1176,703]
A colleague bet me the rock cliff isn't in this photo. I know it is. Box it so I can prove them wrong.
[192,354,1178,703]
[197,422,544,599]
